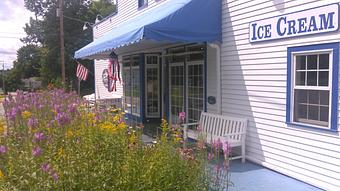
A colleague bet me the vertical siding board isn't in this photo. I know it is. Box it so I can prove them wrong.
[222,0,340,190]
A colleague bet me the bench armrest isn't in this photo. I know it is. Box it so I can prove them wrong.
[182,122,199,140]
[223,132,246,137]
[182,122,199,130]
[182,122,200,126]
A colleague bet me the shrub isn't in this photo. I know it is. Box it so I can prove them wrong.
[0,90,216,190]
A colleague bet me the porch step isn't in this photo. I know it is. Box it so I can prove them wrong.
[142,134,155,144]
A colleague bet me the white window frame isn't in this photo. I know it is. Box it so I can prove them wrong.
[145,54,160,118]
[169,62,185,124]
[131,65,141,117]
[290,49,333,130]
[186,61,205,124]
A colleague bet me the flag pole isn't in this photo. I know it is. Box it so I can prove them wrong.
[78,78,81,96]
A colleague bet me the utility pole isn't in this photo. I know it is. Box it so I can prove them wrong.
[59,0,65,84]
[0,60,4,93]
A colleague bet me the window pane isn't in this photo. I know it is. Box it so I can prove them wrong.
[296,55,306,70]
[319,54,329,69]
[320,106,329,122]
[295,89,307,103]
[294,90,330,126]
[307,55,317,69]
[320,91,329,105]
[308,90,319,105]
[308,105,319,121]
[307,71,317,86]
[295,71,305,85]
[318,71,329,86]
[294,104,307,122]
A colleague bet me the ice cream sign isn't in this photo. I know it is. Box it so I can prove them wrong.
[249,4,339,43]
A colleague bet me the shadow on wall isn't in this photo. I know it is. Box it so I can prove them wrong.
[223,2,262,163]
[223,0,291,163]
[272,0,285,12]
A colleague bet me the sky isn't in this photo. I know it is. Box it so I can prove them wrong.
[0,0,33,69]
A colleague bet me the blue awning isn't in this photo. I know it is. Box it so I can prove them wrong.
[75,0,221,59]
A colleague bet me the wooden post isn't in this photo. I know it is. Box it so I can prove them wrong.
[77,78,81,96]
[59,0,65,84]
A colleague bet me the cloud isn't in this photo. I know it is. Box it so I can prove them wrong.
[0,0,33,68]
[0,48,17,55]
[0,0,25,21]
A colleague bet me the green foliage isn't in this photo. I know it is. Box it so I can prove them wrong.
[0,90,211,190]
[15,44,41,78]
[9,0,116,93]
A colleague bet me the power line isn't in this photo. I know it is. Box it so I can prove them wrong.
[0,32,25,35]
[0,36,22,39]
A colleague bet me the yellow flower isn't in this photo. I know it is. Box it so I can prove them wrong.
[0,170,4,180]
[65,130,74,139]
[129,133,137,145]
[22,110,32,119]
[0,121,5,135]
[113,115,120,122]
[57,148,65,159]
[118,122,127,130]
[87,112,96,124]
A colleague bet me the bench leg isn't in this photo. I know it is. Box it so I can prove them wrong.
[242,144,245,163]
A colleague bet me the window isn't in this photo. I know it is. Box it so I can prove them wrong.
[287,43,339,131]
[138,0,148,8]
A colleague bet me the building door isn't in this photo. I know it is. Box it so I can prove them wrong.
[169,63,185,124]
[186,61,204,123]
[145,55,160,118]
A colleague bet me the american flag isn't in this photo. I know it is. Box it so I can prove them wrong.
[76,62,89,81]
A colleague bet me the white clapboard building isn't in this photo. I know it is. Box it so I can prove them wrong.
[75,0,340,190]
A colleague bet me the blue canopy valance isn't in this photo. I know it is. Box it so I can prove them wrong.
[75,0,221,59]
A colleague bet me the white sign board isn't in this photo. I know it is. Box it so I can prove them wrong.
[249,4,339,43]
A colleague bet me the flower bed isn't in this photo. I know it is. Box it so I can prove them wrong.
[0,90,231,190]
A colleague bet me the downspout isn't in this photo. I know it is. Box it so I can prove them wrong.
[208,43,222,114]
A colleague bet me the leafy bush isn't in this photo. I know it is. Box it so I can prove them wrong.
[0,90,218,190]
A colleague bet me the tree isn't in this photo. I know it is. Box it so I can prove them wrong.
[15,44,41,78]
[14,0,116,93]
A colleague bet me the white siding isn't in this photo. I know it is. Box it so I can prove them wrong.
[93,0,168,39]
[222,0,340,190]
[94,59,123,100]
[207,45,219,113]
[93,0,169,100]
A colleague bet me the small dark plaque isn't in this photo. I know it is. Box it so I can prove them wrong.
[207,96,216,105]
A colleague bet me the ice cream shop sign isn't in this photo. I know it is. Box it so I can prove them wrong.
[249,4,339,43]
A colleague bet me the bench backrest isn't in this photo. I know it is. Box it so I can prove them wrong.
[199,112,247,142]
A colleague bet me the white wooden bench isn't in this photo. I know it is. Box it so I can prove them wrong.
[183,112,247,163]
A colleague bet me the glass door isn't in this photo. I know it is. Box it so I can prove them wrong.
[169,63,185,124]
[186,62,204,123]
[145,55,160,118]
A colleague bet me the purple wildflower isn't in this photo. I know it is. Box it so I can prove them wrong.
[41,163,50,172]
[68,103,77,114]
[34,132,45,141]
[212,138,222,150]
[28,117,38,128]
[178,112,186,122]
[0,145,7,154]
[32,146,42,157]
[55,112,70,126]
[54,105,62,113]
[51,171,59,181]
[6,107,18,121]
[222,141,231,156]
